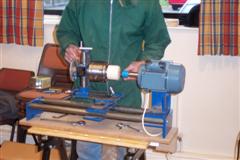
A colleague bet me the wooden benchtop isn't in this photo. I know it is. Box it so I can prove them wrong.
[20,113,178,152]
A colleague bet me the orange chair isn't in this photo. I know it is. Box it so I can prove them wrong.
[15,44,75,159]
[0,68,34,141]
[0,68,34,94]
[37,43,72,90]
[16,43,72,117]
[0,141,62,160]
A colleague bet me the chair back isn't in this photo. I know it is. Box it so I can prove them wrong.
[0,68,34,93]
[37,43,72,90]
[0,68,34,141]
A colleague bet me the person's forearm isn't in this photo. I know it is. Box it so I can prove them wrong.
[123,60,146,80]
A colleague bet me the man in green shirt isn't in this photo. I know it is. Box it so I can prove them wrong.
[57,0,170,159]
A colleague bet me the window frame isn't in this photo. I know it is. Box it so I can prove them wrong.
[44,9,63,15]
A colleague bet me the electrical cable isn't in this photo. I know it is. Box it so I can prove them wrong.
[141,91,162,137]
[106,0,113,96]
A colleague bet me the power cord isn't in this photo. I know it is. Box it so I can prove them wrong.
[141,91,162,137]
[177,134,183,152]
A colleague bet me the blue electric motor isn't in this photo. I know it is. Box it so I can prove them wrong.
[122,60,186,94]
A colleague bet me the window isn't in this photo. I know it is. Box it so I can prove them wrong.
[44,0,69,15]
[161,0,200,26]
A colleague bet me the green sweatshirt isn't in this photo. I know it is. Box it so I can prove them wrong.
[57,0,171,108]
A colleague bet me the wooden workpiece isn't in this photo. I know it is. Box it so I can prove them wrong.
[19,113,178,153]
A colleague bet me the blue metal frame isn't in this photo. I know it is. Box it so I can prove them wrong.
[72,87,89,98]
[71,88,123,122]
[144,92,172,138]
[83,92,123,121]
[25,91,172,138]
[26,97,44,120]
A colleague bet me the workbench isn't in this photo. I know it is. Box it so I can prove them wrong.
[19,113,178,159]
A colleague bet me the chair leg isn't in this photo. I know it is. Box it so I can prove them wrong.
[32,134,40,145]
[70,140,78,160]
[17,124,27,143]
[10,123,16,141]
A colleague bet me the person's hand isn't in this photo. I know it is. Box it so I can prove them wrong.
[64,44,82,63]
[124,60,145,80]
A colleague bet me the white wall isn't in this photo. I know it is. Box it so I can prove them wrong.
[1,44,42,73]
[163,27,240,157]
[0,18,239,158]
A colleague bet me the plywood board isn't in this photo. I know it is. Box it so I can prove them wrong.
[20,114,178,152]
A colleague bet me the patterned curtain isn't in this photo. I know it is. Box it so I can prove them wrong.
[198,1,240,56]
[0,0,43,47]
